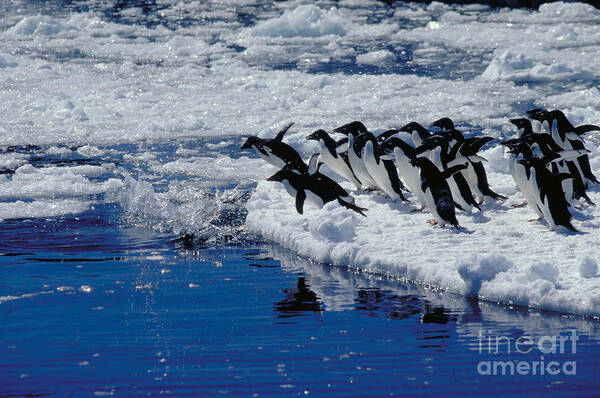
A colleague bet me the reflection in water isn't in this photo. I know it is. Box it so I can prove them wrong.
[355,289,422,320]
[421,303,457,325]
[265,244,600,343]
[274,277,322,319]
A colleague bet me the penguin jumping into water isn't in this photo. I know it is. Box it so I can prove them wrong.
[241,122,308,174]
[306,129,362,189]
[267,165,367,217]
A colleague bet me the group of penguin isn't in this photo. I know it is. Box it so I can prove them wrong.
[241,108,598,232]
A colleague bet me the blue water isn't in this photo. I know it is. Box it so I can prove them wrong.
[3,1,600,396]
[3,214,600,396]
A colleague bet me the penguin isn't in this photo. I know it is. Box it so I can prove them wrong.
[527,111,595,204]
[455,137,507,203]
[411,156,468,228]
[502,141,544,220]
[508,118,535,138]
[380,137,428,209]
[517,154,578,232]
[430,117,455,133]
[546,110,599,186]
[424,136,481,212]
[361,137,407,201]
[333,120,369,136]
[306,129,362,189]
[399,121,433,147]
[241,122,307,174]
[266,167,367,216]
[345,132,380,190]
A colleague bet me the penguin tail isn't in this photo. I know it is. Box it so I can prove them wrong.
[338,198,367,217]
[483,188,508,200]
[564,222,579,233]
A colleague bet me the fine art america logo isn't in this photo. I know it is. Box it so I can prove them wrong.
[476,330,577,376]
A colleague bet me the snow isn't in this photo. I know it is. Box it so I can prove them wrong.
[1,1,600,315]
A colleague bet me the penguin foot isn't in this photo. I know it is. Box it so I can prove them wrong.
[528,216,543,222]
[511,201,528,208]
[411,206,426,213]
[427,219,438,225]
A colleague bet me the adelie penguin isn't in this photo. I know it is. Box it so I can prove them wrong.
[456,137,507,203]
[525,112,595,205]
[424,135,481,212]
[544,109,599,186]
[411,156,468,228]
[306,129,362,189]
[380,137,429,210]
[266,163,367,217]
[517,153,579,232]
[361,136,408,201]
[241,122,308,174]
[399,121,432,147]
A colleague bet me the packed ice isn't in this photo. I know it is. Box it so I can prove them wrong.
[1,1,600,315]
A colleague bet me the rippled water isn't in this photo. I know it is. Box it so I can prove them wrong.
[2,0,600,396]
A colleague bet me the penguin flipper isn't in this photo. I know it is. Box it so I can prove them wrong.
[383,159,408,200]
[295,190,306,215]
[441,164,468,180]
[472,162,508,200]
[274,122,294,141]
[574,124,600,135]
[337,198,367,217]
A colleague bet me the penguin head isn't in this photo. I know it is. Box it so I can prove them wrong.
[306,129,328,141]
[548,109,574,132]
[508,118,533,136]
[399,121,430,137]
[430,117,455,132]
[267,169,293,183]
[241,136,261,150]
[527,109,550,123]
[333,121,369,136]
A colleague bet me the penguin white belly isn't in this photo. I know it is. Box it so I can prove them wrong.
[304,190,325,209]
[515,165,543,218]
[348,147,378,189]
[556,161,575,205]
[281,180,297,198]
[362,144,398,200]
[463,162,483,203]
[430,151,472,212]
[255,146,286,168]
[319,142,361,189]
[395,153,426,207]
[539,196,556,230]
[423,187,444,225]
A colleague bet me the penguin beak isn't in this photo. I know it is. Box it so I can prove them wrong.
[266,174,278,182]
[306,132,317,140]
[241,138,252,150]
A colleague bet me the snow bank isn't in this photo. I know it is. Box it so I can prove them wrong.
[247,170,600,316]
